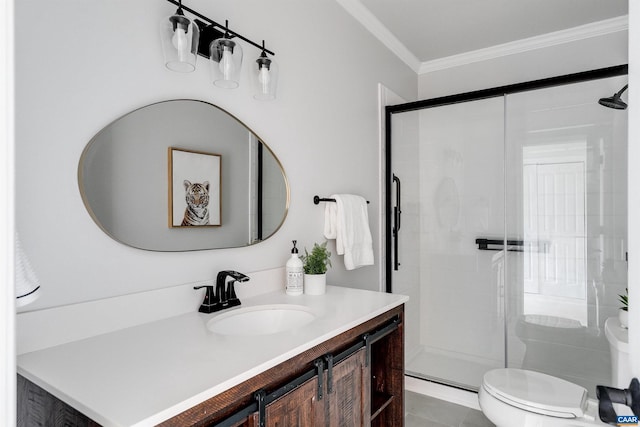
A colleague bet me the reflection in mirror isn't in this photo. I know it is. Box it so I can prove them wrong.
[79,100,289,251]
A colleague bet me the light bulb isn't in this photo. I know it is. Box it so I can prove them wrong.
[258,64,271,94]
[219,46,234,80]
[171,27,189,61]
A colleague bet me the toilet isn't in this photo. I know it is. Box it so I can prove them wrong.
[479,317,630,426]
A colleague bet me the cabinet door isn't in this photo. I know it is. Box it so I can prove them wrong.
[326,348,370,427]
[249,349,370,427]
[255,376,325,427]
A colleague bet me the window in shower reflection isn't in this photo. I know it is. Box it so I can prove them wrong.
[522,140,588,326]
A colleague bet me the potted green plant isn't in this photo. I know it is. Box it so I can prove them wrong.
[301,241,332,295]
[619,288,628,328]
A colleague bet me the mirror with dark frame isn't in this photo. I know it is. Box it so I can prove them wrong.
[78,99,289,251]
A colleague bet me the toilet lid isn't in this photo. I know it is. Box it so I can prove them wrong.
[483,369,588,418]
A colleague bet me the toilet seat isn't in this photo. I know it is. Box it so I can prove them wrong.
[483,369,588,419]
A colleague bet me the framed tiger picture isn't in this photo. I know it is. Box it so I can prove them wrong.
[168,147,221,227]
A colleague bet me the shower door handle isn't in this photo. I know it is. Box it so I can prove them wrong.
[393,174,401,270]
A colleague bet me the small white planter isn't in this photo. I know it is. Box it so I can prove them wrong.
[304,274,326,295]
[619,308,628,329]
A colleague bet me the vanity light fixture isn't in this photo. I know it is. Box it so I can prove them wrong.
[253,41,278,101]
[210,21,243,89]
[160,0,199,72]
[160,0,277,99]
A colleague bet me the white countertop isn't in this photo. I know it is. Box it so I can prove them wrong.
[17,286,408,426]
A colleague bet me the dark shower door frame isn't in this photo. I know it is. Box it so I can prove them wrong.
[384,63,629,294]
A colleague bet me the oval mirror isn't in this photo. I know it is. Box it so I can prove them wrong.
[78,100,289,251]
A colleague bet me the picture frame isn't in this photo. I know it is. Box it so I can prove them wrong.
[168,147,221,227]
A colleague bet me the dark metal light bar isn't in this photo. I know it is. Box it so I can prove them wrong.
[165,0,276,57]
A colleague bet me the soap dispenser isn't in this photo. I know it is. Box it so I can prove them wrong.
[286,240,304,296]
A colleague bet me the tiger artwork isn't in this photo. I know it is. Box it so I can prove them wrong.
[181,180,210,226]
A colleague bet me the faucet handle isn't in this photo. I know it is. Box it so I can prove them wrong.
[193,285,220,313]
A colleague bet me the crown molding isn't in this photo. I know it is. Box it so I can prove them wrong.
[335,0,422,72]
[335,0,627,76]
[419,15,629,74]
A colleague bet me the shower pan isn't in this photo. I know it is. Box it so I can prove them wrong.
[386,66,629,396]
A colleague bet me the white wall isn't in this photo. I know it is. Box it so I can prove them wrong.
[14,0,416,310]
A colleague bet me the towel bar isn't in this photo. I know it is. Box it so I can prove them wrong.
[314,196,370,205]
[475,238,548,253]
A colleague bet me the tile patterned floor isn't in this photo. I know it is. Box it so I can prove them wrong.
[405,391,495,427]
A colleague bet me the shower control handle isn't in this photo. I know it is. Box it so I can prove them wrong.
[393,174,402,271]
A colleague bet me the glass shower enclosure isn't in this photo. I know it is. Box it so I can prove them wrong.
[386,67,628,396]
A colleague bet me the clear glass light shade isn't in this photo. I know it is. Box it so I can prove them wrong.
[160,12,199,72]
[253,56,278,101]
[210,38,243,89]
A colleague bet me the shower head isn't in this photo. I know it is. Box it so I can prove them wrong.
[599,84,628,110]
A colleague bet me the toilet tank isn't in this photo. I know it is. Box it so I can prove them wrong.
[605,316,631,388]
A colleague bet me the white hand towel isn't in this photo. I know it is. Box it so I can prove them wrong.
[324,199,338,240]
[323,194,374,270]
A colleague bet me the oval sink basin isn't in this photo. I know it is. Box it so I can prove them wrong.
[207,305,317,336]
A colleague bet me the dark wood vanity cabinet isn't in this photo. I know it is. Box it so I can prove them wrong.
[18,305,404,427]
[170,305,404,427]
